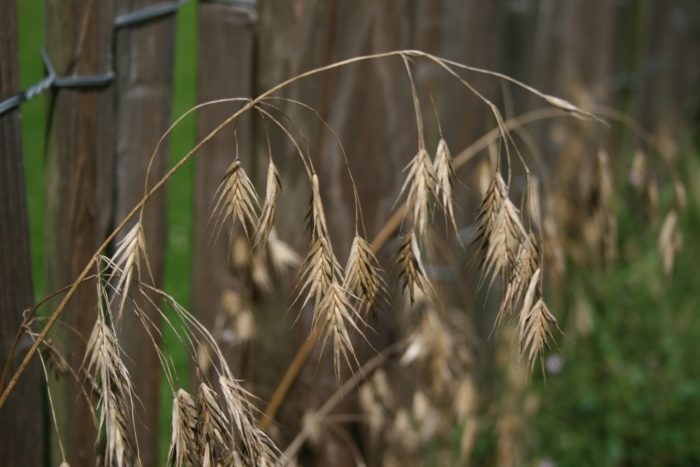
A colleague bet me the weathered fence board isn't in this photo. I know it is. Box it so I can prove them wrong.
[45,0,116,464]
[255,1,425,464]
[0,0,46,465]
[113,1,176,464]
[192,1,258,383]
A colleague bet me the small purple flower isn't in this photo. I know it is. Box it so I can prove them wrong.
[537,459,556,467]
[545,354,563,375]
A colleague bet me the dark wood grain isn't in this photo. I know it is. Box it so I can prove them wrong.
[255,1,420,464]
[0,0,46,464]
[192,1,257,382]
[44,0,115,464]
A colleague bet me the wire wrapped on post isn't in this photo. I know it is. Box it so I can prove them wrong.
[0,0,192,117]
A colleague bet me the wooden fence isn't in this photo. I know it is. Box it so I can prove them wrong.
[0,0,698,465]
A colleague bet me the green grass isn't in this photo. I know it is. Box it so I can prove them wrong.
[158,2,198,461]
[528,160,700,466]
[18,0,46,297]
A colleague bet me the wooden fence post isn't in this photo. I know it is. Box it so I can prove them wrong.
[255,1,420,464]
[0,0,46,465]
[192,0,257,381]
[113,2,176,464]
[44,0,116,464]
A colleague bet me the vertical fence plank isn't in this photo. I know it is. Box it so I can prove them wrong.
[0,0,46,465]
[44,0,115,464]
[113,2,176,464]
[192,0,257,380]
[255,1,419,464]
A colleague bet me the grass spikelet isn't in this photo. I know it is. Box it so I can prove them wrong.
[169,389,199,467]
[398,148,438,239]
[526,176,541,227]
[396,233,429,305]
[297,236,341,310]
[219,376,277,463]
[517,269,558,369]
[473,172,525,286]
[520,298,558,370]
[344,235,387,315]
[315,281,364,380]
[498,235,539,326]
[196,383,232,466]
[308,174,330,241]
[433,138,458,233]
[298,174,363,378]
[253,159,281,249]
[212,159,259,241]
[83,315,137,467]
[110,222,148,321]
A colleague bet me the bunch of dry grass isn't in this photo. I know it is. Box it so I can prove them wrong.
[473,172,526,287]
[0,49,614,467]
[469,169,559,369]
[83,291,138,467]
[296,174,365,377]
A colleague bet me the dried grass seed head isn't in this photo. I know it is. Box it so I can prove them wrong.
[343,235,388,315]
[297,235,341,310]
[212,159,260,241]
[498,234,539,325]
[396,233,429,305]
[473,172,525,286]
[315,281,364,379]
[219,376,278,463]
[169,389,199,467]
[520,298,558,370]
[110,222,148,321]
[399,148,438,239]
[516,269,558,369]
[254,159,281,249]
[308,174,330,241]
[196,383,233,465]
[83,318,138,467]
[433,138,458,232]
